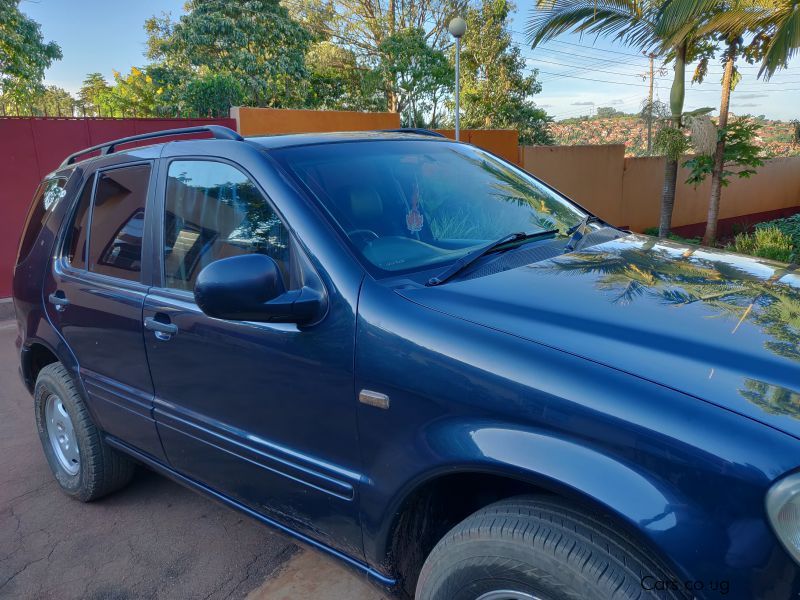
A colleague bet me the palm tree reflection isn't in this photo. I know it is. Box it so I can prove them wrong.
[540,236,800,415]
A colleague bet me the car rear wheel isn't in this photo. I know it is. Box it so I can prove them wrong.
[35,363,135,501]
[415,495,687,600]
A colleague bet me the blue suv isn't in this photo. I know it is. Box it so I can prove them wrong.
[12,125,800,599]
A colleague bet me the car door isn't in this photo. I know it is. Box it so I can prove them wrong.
[143,157,364,556]
[44,161,166,462]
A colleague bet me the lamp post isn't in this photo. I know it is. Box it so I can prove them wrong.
[448,16,466,141]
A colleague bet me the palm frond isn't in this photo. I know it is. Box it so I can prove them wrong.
[527,0,657,50]
[759,0,800,79]
[656,0,718,38]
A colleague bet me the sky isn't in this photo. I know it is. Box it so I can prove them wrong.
[20,0,800,122]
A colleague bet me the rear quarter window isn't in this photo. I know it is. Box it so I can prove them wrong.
[17,177,68,264]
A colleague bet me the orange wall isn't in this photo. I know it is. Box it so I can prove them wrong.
[521,144,626,225]
[435,129,520,165]
[621,155,800,231]
[522,145,800,231]
[231,108,521,166]
[232,107,401,135]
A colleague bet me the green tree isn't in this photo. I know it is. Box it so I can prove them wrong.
[77,73,115,116]
[0,0,62,104]
[684,117,765,187]
[35,85,74,116]
[527,0,711,236]
[462,0,552,144]
[304,41,385,111]
[177,72,245,117]
[379,28,453,127]
[105,67,162,117]
[145,0,311,108]
[297,0,465,111]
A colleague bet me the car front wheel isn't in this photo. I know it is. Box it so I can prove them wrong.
[415,495,687,600]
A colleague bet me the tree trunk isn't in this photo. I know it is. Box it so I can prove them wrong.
[647,53,654,153]
[386,0,397,113]
[702,44,736,246]
[659,158,678,238]
[658,42,687,238]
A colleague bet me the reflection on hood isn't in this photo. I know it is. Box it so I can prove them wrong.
[400,234,800,438]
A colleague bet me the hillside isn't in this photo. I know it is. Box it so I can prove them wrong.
[550,115,800,158]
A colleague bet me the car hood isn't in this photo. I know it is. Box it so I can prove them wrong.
[399,234,800,439]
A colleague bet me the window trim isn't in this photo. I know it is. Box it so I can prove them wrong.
[155,155,299,293]
[57,160,157,287]
[58,172,95,275]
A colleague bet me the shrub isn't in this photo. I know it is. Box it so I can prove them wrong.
[727,226,795,263]
[756,213,800,250]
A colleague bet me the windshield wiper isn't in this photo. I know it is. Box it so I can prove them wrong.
[564,215,603,253]
[426,230,559,286]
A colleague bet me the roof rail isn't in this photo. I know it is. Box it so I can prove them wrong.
[382,128,446,138]
[60,125,244,167]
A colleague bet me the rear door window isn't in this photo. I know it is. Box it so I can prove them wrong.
[87,164,151,281]
[17,177,68,264]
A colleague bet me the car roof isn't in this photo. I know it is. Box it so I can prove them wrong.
[245,130,450,150]
[63,129,449,170]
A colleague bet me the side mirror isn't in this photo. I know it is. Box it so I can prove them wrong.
[194,254,323,324]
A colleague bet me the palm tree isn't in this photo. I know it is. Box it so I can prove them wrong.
[526,1,701,238]
[657,0,800,244]
[662,0,799,78]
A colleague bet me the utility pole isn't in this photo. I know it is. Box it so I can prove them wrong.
[646,52,655,153]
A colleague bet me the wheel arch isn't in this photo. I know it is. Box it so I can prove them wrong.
[21,322,88,415]
[374,427,700,597]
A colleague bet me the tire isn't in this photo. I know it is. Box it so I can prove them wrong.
[415,495,688,600]
[35,363,135,501]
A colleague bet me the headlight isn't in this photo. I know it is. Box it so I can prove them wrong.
[766,472,800,563]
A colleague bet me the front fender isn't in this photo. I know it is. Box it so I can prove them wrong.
[355,278,800,599]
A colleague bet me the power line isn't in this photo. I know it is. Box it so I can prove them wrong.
[514,32,774,73]
[524,57,673,81]
[526,56,800,86]
[530,62,800,90]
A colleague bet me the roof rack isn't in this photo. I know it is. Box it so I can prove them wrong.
[382,128,446,138]
[60,125,244,167]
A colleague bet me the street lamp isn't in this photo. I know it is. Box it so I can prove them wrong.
[448,16,466,141]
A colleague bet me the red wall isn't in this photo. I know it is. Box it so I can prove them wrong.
[0,117,236,298]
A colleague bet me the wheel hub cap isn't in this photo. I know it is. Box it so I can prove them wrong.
[45,394,80,475]
[476,592,543,600]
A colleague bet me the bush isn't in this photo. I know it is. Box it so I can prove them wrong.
[727,226,796,263]
[756,213,800,250]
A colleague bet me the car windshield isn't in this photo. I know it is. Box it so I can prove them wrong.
[271,140,588,275]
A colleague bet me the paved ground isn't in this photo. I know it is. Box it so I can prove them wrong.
[0,321,388,600]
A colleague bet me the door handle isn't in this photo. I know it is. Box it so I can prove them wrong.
[144,316,178,341]
[48,292,70,312]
